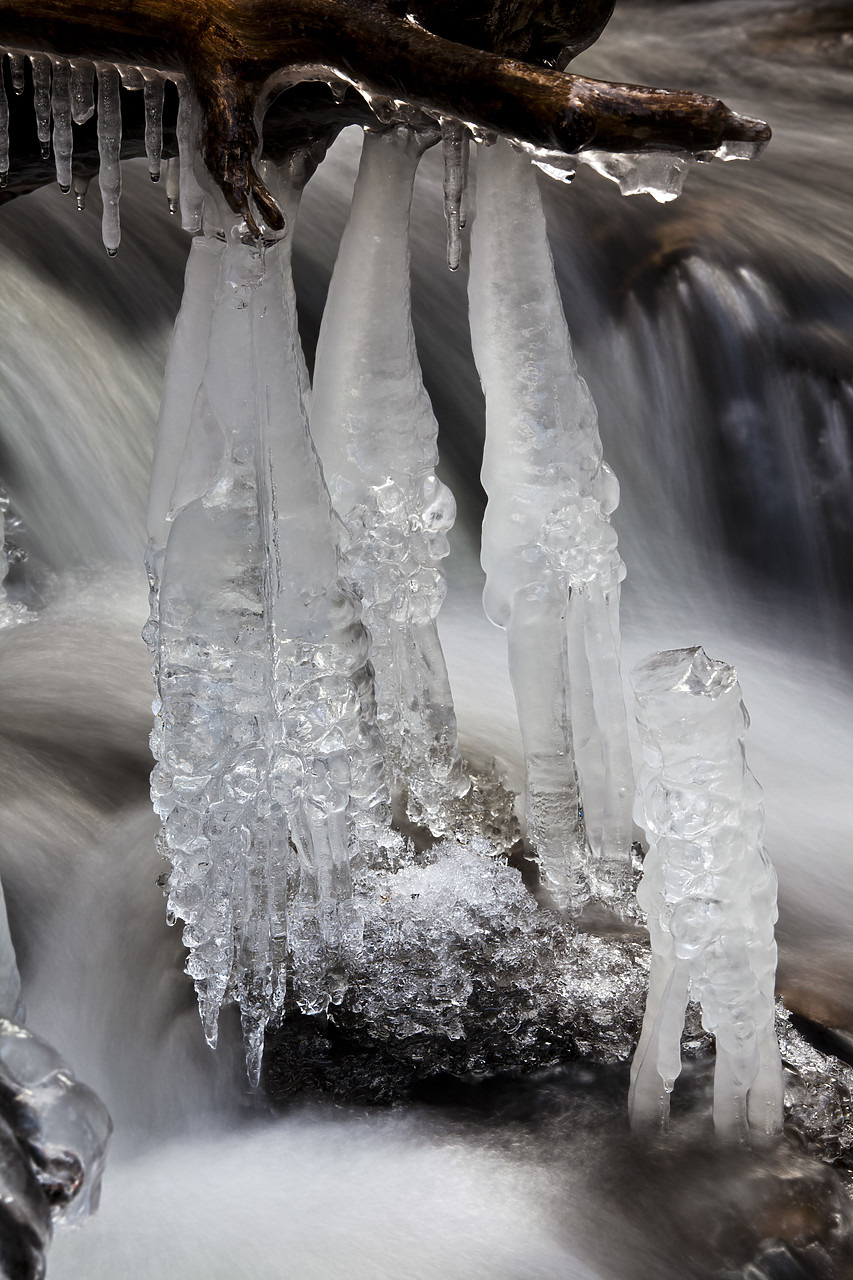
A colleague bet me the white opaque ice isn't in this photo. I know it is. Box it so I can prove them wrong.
[628,646,784,1142]
[468,138,632,910]
[310,126,468,834]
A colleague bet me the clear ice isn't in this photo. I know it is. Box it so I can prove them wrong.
[628,646,783,1141]
[310,126,470,835]
[467,138,633,914]
[145,167,386,1084]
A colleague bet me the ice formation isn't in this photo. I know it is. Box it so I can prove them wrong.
[468,138,633,914]
[310,126,469,835]
[144,162,386,1084]
[0,488,29,627]
[628,647,783,1141]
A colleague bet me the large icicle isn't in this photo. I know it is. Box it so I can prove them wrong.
[468,138,633,913]
[146,170,386,1084]
[96,64,122,254]
[51,57,73,193]
[628,647,783,1142]
[29,54,51,158]
[142,70,164,181]
[0,54,8,188]
[175,78,204,233]
[310,126,469,835]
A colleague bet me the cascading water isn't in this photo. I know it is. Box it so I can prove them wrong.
[0,1,850,1277]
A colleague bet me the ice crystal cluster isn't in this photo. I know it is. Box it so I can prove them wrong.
[468,138,634,915]
[628,647,783,1140]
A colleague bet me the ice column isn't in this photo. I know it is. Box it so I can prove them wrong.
[468,138,633,912]
[311,126,469,835]
[146,172,385,1083]
[628,647,783,1141]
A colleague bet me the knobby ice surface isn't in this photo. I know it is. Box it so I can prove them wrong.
[310,126,470,834]
[145,163,389,1085]
[628,647,783,1140]
[468,138,634,915]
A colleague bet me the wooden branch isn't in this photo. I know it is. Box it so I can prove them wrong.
[0,0,770,230]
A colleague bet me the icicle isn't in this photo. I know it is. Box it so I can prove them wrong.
[164,154,179,213]
[118,64,144,91]
[0,488,29,628]
[0,55,8,189]
[146,171,386,1082]
[8,53,25,96]
[96,65,122,254]
[311,126,469,835]
[628,647,783,1142]
[440,120,469,271]
[29,55,51,159]
[175,79,204,233]
[70,60,94,125]
[578,150,695,203]
[72,171,89,211]
[142,71,164,181]
[468,137,633,913]
[50,58,72,193]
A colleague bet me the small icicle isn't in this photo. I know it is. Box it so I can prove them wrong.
[29,54,51,159]
[0,55,8,189]
[175,79,204,233]
[70,60,94,125]
[51,58,73,193]
[440,120,469,272]
[72,171,89,211]
[142,72,164,181]
[96,64,122,255]
[8,53,25,96]
[164,154,179,213]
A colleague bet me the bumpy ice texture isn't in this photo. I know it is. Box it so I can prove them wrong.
[144,171,386,1085]
[310,127,470,836]
[628,646,783,1140]
[468,138,633,914]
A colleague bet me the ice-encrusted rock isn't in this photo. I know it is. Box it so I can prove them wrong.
[310,126,470,836]
[145,167,387,1084]
[629,646,783,1141]
[468,137,633,915]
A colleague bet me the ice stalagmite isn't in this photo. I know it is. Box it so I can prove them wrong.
[146,169,386,1084]
[310,126,469,835]
[468,138,633,913]
[628,647,783,1141]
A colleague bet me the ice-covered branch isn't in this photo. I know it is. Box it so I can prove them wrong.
[468,137,633,914]
[310,125,469,835]
[628,647,783,1142]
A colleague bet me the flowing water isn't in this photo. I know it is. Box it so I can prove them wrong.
[0,1,851,1275]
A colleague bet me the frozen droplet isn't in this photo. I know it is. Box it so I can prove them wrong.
[579,149,695,203]
[175,78,204,233]
[164,154,180,214]
[96,64,122,254]
[142,72,164,182]
[29,54,51,153]
[72,171,89,211]
[70,60,94,125]
[441,120,469,272]
[8,53,25,95]
[51,57,73,194]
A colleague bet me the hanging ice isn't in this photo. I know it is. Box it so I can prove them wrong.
[145,163,386,1084]
[142,70,164,180]
[0,489,29,628]
[440,119,469,272]
[30,54,51,158]
[96,64,122,254]
[51,57,73,193]
[310,126,469,835]
[468,138,633,913]
[628,646,783,1141]
[174,78,204,233]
